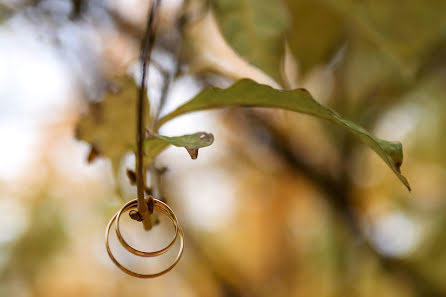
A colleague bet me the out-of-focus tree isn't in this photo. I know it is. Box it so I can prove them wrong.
[1,0,446,297]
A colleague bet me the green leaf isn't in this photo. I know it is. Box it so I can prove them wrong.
[75,76,149,175]
[283,0,345,74]
[212,0,288,83]
[156,79,410,191]
[144,132,214,163]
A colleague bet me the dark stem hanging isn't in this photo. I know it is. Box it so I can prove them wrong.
[136,0,161,230]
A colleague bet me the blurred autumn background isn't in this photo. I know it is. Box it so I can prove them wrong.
[1,0,446,296]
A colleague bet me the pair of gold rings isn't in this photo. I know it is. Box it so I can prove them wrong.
[105,198,184,278]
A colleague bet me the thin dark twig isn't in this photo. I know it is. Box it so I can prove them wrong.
[147,19,184,199]
[136,0,161,230]
[156,73,170,122]
[149,60,170,123]
[69,0,84,20]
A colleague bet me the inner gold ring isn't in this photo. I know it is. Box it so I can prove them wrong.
[115,199,179,257]
[105,199,184,278]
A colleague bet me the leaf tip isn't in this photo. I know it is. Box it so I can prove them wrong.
[403,177,411,192]
[199,132,214,144]
[396,172,411,192]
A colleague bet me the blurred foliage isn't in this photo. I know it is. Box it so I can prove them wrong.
[283,0,446,79]
[7,197,66,280]
[0,195,66,297]
[326,0,446,77]
[2,0,446,297]
[283,0,345,74]
[75,76,149,175]
[212,0,288,83]
[76,75,214,180]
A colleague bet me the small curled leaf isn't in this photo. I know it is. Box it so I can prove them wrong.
[144,132,214,164]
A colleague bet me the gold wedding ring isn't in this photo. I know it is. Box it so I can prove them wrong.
[105,198,184,278]
[115,199,179,257]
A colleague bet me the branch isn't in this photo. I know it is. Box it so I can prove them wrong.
[136,0,162,230]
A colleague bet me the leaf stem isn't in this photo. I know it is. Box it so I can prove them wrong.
[136,0,161,230]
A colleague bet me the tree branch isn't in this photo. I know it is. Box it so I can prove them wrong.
[136,0,161,230]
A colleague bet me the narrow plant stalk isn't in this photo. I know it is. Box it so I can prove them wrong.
[149,60,170,125]
[136,0,161,230]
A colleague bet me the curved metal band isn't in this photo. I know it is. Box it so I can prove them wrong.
[105,199,184,278]
[115,199,179,257]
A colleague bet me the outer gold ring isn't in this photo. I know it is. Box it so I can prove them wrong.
[105,199,184,278]
[115,199,178,257]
